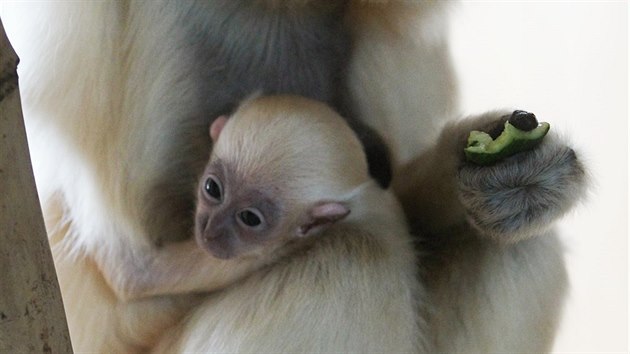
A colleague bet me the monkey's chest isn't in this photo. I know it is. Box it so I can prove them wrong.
[193,4,350,111]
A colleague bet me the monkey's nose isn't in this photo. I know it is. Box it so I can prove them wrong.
[203,220,230,242]
[203,224,220,241]
[509,110,538,131]
[203,232,218,242]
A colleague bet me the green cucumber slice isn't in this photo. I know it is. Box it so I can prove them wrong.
[465,120,550,165]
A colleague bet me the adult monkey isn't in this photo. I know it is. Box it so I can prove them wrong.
[1,1,584,353]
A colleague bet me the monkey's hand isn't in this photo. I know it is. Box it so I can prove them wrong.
[457,110,587,243]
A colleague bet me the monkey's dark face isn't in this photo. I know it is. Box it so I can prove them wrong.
[194,160,283,259]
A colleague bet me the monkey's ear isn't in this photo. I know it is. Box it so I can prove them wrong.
[210,115,228,142]
[297,203,350,238]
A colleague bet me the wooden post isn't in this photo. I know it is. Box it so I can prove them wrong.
[0,19,73,353]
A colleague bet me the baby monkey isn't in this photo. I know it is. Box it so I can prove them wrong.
[107,96,416,306]
[196,96,370,260]
[154,95,418,352]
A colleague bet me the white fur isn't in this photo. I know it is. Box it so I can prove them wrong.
[346,2,457,162]
[0,1,580,353]
[155,185,422,353]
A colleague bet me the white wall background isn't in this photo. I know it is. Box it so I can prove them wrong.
[448,1,628,352]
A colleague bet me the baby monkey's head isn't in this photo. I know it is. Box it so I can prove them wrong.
[195,95,370,259]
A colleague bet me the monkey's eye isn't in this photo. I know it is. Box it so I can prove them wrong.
[204,176,222,201]
[237,208,264,228]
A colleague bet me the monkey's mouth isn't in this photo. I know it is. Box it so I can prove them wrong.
[195,229,237,260]
[204,242,234,260]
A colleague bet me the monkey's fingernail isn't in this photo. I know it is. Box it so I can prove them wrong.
[509,110,538,131]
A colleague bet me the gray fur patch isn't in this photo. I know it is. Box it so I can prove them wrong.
[458,137,585,243]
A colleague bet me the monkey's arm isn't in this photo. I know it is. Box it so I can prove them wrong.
[395,110,586,352]
[393,110,586,242]
[95,239,264,301]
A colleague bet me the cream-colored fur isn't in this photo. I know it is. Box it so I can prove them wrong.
[150,96,420,352]
[393,111,584,352]
[156,186,421,353]
[0,1,582,352]
[345,1,457,162]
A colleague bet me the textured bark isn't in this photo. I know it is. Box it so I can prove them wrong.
[0,19,73,353]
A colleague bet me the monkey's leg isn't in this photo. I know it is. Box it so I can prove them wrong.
[47,200,211,353]
[54,246,199,353]
[393,110,587,352]
[421,227,568,352]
